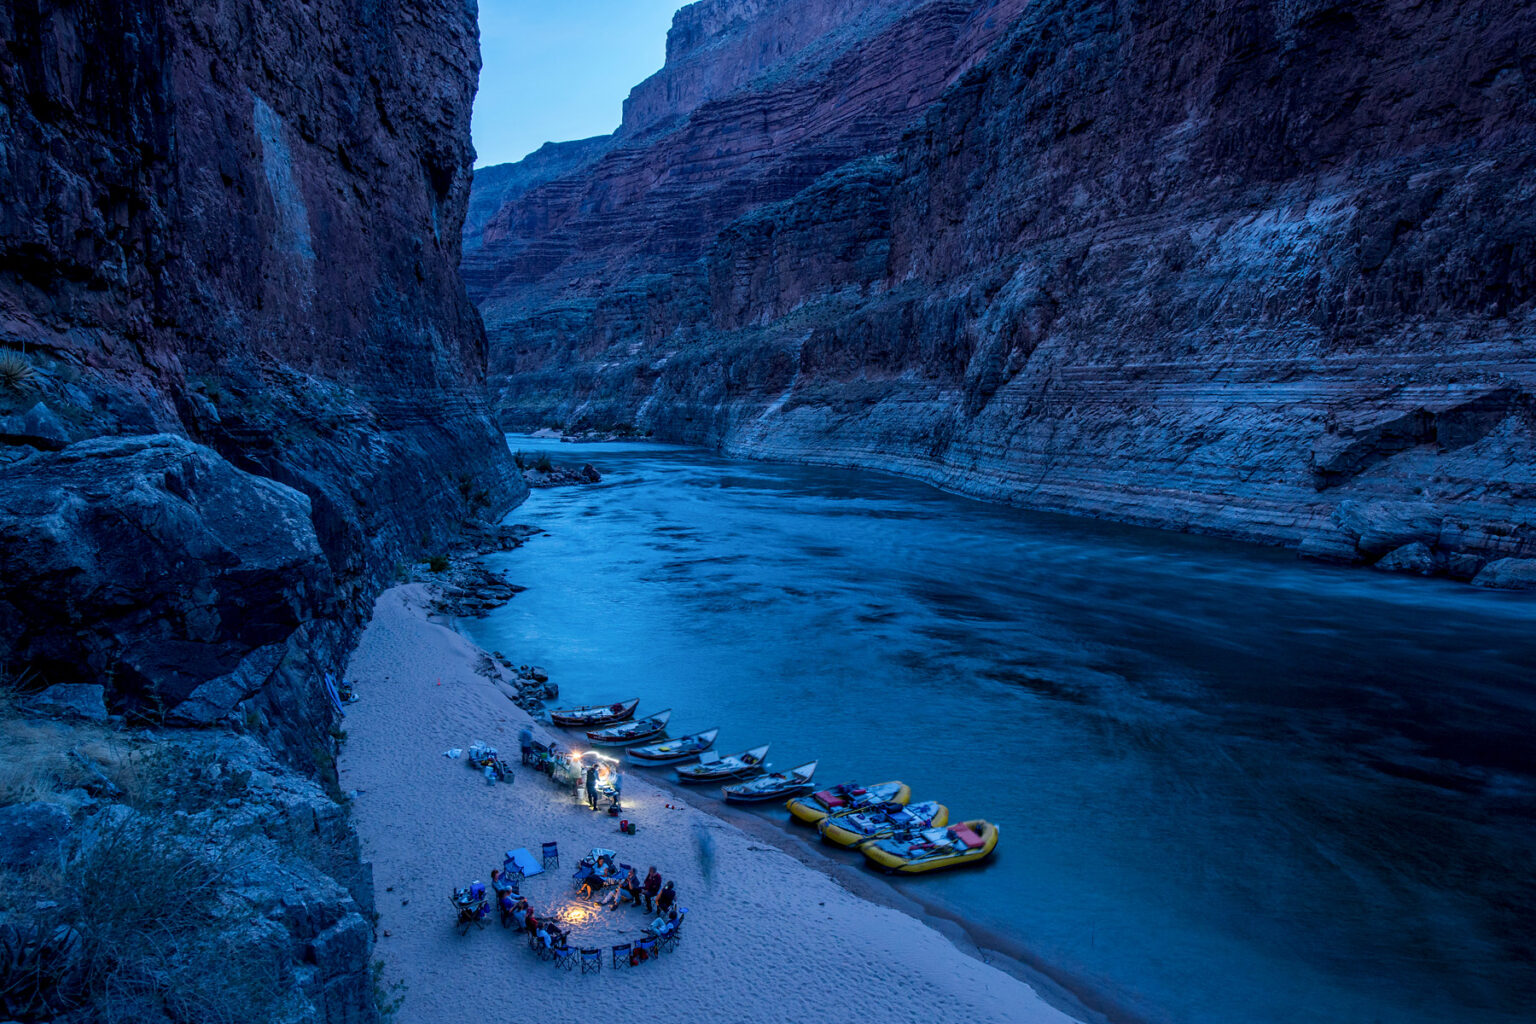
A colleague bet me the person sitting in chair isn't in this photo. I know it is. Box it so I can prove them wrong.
[619,866,642,907]
[512,898,529,931]
[655,880,677,917]
[534,922,551,949]
[642,866,662,911]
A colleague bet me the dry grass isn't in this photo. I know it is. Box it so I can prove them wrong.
[1,807,299,1022]
[0,718,148,810]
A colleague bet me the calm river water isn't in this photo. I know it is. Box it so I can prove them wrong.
[465,437,1536,1024]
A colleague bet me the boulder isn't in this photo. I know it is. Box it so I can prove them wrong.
[0,435,334,721]
[1374,542,1437,576]
[1471,558,1536,590]
[0,803,72,868]
[28,683,108,722]
[1331,501,1443,559]
[0,402,72,451]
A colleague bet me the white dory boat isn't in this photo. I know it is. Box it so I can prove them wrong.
[722,761,818,803]
[627,727,719,765]
[587,708,672,745]
[675,743,770,784]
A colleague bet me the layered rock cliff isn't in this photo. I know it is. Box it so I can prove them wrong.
[470,0,1536,585]
[0,1,520,1019]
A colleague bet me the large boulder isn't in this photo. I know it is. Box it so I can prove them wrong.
[0,434,335,722]
[1471,558,1536,590]
[28,684,108,722]
[0,803,72,868]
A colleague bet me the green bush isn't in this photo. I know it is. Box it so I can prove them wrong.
[426,554,450,573]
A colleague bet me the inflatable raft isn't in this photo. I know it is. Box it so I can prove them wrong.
[862,820,999,874]
[818,800,948,848]
[786,781,911,825]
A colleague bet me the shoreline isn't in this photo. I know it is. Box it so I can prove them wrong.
[341,582,1086,1024]
[629,761,1123,1024]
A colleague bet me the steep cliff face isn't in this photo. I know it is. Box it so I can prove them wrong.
[474,0,1536,585]
[462,0,1029,315]
[0,0,523,732]
[0,4,519,1018]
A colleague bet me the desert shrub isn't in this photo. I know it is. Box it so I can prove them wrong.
[532,451,552,472]
[0,353,33,391]
[425,553,450,573]
[0,819,296,1023]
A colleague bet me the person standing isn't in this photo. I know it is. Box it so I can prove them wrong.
[519,726,533,765]
[584,763,599,810]
[611,766,624,810]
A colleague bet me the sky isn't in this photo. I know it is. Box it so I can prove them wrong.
[472,1,685,168]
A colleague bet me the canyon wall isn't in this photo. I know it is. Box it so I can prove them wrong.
[0,1,520,1019]
[470,0,1536,586]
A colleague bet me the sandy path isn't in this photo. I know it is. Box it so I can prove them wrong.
[341,585,1078,1024]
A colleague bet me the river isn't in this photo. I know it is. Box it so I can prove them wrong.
[464,437,1536,1024]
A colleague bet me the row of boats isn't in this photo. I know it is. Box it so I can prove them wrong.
[548,699,999,874]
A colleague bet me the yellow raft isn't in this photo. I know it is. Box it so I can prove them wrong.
[861,819,999,874]
[819,800,948,848]
[785,781,910,825]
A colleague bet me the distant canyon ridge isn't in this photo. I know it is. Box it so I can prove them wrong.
[465,0,1536,587]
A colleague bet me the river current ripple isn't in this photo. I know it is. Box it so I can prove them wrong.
[466,438,1536,1024]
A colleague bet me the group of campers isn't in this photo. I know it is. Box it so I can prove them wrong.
[475,852,684,965]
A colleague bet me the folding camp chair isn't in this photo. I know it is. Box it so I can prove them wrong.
[634,936,658,962]
[659,907,688,953]
[611,942,632,970]
[580,947,602,975]
[541,842,559,870]
[552,945,577,971]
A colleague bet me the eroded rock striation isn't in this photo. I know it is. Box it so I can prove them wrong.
[471,0,1536,584]
[1,1,520,1019]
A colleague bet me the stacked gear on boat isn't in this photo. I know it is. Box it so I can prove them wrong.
[819,799,948,848]
[861,819,999,874]
[786,780,911,825]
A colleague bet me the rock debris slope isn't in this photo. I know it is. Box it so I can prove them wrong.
[469,0,1536,584]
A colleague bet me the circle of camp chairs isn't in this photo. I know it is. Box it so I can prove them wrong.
[523,907,690,973]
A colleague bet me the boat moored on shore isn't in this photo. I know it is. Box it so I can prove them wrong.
[587,708,671,745]
[819,800,948,848]
[723,761,818,803]
[550,697,639,728]
[675,743,769,783]
[787,781,911,825]
[627,727,720,764]
[862,820,999,874]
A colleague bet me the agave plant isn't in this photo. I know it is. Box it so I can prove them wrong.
[0,352,34,391]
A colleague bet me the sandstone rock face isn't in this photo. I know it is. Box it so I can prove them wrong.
[0,0,524,734]
[1,3,520,1018]
[472,0,1536,585]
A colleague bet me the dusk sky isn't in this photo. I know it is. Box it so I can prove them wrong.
[472,0,683,168]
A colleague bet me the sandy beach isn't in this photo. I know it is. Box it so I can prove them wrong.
[341,584,1081,1024]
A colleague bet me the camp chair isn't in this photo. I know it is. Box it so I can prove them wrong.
[541,842,559,870]
[634,936,658,962]
[659,907,688,953]
[580,947,602,975]
[551,944,577,971]
[611,942,632,969]
[529,932,555,961]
